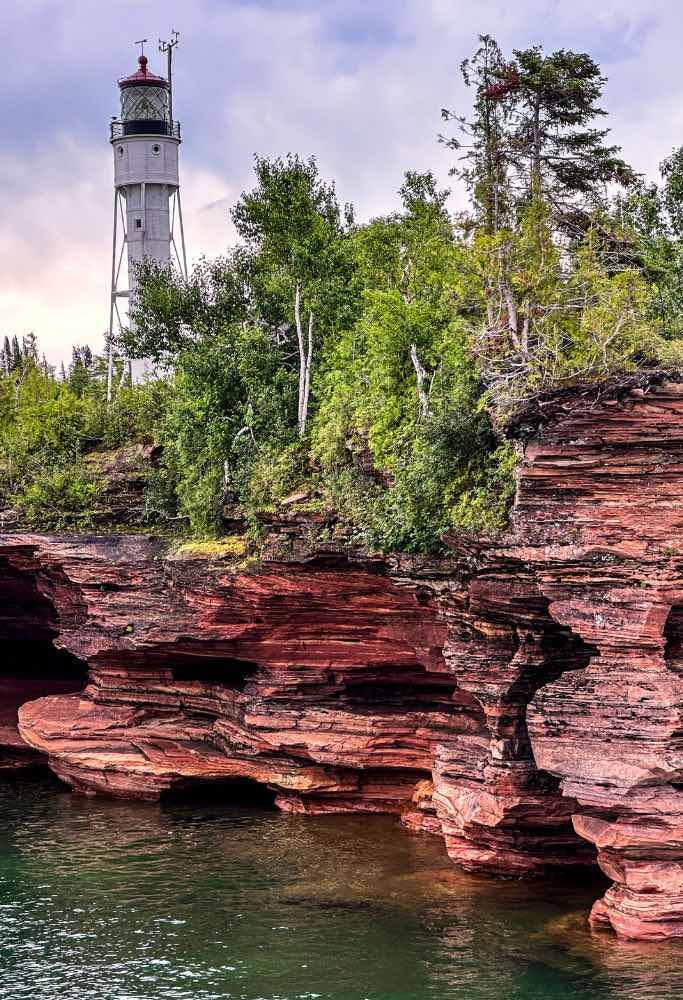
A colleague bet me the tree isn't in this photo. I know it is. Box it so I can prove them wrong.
[507,46,635,221]
[441,34,515,234]
[68,346,94,398]
[314,172,458,464]
[0,337,11,376]
[125,250,305,532]
[125,254,249,364]
[310,171,513,551]
[232,154,357,435]
[10,336,22,372]
[22,333,38,363]
[444,38,635,231]
[440,36,650,413]
[622,146,683,336]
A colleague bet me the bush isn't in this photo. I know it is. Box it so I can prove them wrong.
[140,462,181,527]
[449,442,518,534]
[240,441,309,512]
[93,381,171,449]
[17,464,100,530]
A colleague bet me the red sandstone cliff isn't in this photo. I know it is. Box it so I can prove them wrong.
[2,373,683,941]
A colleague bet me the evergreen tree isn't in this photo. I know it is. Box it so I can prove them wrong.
[507,46,635,221]
[10,336,22,372]
[622,145,683,335]
[22,333,38,363]
[441,34,515,234]
[444,38,635,231]
[68,346,91,398]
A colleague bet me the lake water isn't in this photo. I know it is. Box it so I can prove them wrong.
[1,777,682,1000]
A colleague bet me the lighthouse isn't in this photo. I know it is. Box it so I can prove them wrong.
[107,37,188,391]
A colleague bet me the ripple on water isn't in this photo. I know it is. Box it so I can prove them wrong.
[0,778,682,1000]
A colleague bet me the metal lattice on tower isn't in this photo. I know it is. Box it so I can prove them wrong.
[106,34,188,399]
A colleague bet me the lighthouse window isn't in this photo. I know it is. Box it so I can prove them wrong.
[135,218,142,229]
[151,144,161,155]
[118,146,124,156]
[121,85,168,122]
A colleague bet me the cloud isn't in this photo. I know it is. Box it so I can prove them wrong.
[0,139,232,361]
[1,0,681,361]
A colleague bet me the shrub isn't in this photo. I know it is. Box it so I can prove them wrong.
[17,464,100,530]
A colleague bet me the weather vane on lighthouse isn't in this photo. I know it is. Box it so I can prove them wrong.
[106,31,188,398]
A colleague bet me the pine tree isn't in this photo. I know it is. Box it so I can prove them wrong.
[22,332,38,362]
[81,344,94,371]
[507,46,635,223]
[441,34,515,234]
[68,346,90,397]
[10,335,22,372]
[444,39,636,233]
[0,336,10,375]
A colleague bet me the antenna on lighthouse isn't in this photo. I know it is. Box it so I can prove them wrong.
[159,31,180,129]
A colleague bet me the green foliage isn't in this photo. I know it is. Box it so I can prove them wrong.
[17,464,100,530]
[122,155,358,534]
[138,461,180,527]
[450,441,517,534]
[0,365,89,497]
[443,35,635,234]
[154,322,299,535]
[313,172,459,463]
[0,349,172,529]
[620,146,683,337]
[125,254,249,364]
[508,46,635,206]
[310,172,517,550]
[441,34,513,234]
[6,36,683,551]
[238,441,308,512]
[81,381,171,449]
[319,372,512,552]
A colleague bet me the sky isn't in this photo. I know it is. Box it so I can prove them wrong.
[1,0,682,363]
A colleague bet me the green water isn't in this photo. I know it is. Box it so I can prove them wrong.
[1,779,681,1000]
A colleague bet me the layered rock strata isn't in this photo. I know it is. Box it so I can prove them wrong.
[3,373,683,940]
[507,377,683,941]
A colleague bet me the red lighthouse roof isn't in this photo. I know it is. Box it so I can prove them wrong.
[119,55,168,87]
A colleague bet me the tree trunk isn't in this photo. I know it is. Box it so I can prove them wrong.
[299,311,314,436]
[115,363,127,395]
[410,343,431,421]
[295,282,306,428]
[520,305,530,358]
[502,283,522,352]
[532,93,542,194]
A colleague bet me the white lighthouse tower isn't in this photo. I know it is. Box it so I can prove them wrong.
[107,37,188,392]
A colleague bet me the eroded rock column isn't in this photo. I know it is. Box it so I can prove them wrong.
[432,569,595,874]
[510,376,683,940]
[529,586,683,940]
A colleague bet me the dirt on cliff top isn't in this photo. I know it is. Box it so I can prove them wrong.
[504,369,683,441]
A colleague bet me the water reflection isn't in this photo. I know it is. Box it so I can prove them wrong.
[0,779,681,999]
